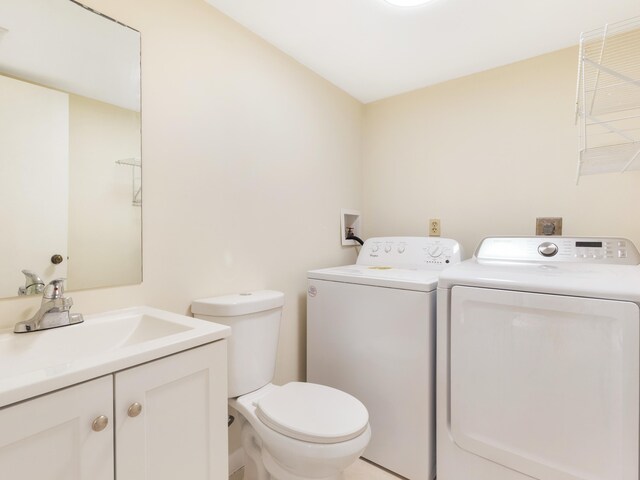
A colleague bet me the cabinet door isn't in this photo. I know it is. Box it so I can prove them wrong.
[0,376,114,480]
[115,342,228,480]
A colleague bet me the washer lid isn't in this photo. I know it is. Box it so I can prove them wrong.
[308,264,440,291]
[255,382,369,444]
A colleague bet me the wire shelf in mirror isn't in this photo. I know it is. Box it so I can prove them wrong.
[116,157,141,206]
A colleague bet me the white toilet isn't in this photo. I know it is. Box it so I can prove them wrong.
[192,290,371,480]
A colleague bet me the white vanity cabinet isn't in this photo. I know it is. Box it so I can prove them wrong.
[116,341,228,480]
[0,375,114,480]
[0,341,227,480]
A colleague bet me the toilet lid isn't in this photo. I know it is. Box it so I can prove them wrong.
[255,382,369,444]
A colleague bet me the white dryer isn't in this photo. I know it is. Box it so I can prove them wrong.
[307,236,462,480]
[437,237,640,480]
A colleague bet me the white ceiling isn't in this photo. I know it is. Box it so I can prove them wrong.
[205,0,640,103]
[0,0,140,111]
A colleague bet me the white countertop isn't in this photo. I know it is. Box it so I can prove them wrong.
[0,306,230,408]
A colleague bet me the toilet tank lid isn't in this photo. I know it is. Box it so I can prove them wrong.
[192,290,284,317]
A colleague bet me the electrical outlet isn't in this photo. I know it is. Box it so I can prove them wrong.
[536,217,563,236]
[429,218,441,237]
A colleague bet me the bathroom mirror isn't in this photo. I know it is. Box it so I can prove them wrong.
[0,0,141,298]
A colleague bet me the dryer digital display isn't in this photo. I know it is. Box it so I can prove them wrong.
[576,241,603,248]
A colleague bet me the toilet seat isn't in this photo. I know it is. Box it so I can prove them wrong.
[255,382,369,444]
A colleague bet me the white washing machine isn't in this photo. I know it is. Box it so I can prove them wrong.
[437,236,640,480]
[307,236,462,480]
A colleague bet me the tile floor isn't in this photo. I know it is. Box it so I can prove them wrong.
[344,459,404,479]
[229,458,404,480]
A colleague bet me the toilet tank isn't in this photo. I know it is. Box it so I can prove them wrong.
[192,290,284,398]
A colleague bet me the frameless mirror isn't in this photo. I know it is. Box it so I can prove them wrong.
[0,0,141,298]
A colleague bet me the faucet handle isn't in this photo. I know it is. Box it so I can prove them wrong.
[43,278,66,299]
[21,270,44,285]
[18,270,45,296]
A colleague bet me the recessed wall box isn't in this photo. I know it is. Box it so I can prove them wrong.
[341,209,361,246]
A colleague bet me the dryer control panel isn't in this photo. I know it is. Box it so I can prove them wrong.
[357,237,463,269]
[476,237,640,265]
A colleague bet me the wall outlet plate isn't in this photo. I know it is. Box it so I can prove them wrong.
[536,217,563,236]
[429,218,441,237]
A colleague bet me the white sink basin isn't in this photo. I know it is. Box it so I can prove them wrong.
[0,307,230,408]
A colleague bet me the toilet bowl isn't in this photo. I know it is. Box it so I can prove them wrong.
[233,383,371,480]
[192,291,371,480]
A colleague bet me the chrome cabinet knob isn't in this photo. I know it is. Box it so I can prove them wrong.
[538,242,559,257]
[92,415,109,432]
[127,402,143,417]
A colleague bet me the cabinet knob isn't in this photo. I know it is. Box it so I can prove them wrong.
[92,415,109,432]
[127,402,143,417]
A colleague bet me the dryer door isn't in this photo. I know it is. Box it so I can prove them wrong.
[450,286,639,480]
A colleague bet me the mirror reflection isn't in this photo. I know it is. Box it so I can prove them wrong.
[0,0,141,298]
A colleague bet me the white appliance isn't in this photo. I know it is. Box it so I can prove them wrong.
[307,236,463,480]
[437,236,640,480]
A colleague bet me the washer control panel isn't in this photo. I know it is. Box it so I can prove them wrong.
[476,237,640,265]
[357,237,463,269]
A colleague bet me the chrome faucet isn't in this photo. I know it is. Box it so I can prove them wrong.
[14,279,84,333]
[18,270,45,296]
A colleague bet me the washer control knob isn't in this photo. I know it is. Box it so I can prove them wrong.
[398,246,405,254]
[538,242,558,257]
[384,244,392,253]
[428,246,443,258]
[371,245,379,253]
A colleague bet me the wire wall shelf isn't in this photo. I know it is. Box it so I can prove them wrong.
[576,16,640,182]
[116,157,142,206]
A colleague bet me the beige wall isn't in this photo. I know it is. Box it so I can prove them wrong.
[362,47,640,256]
[68,95,142,291]
[0,0,363,389]
[0,75,69,297]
